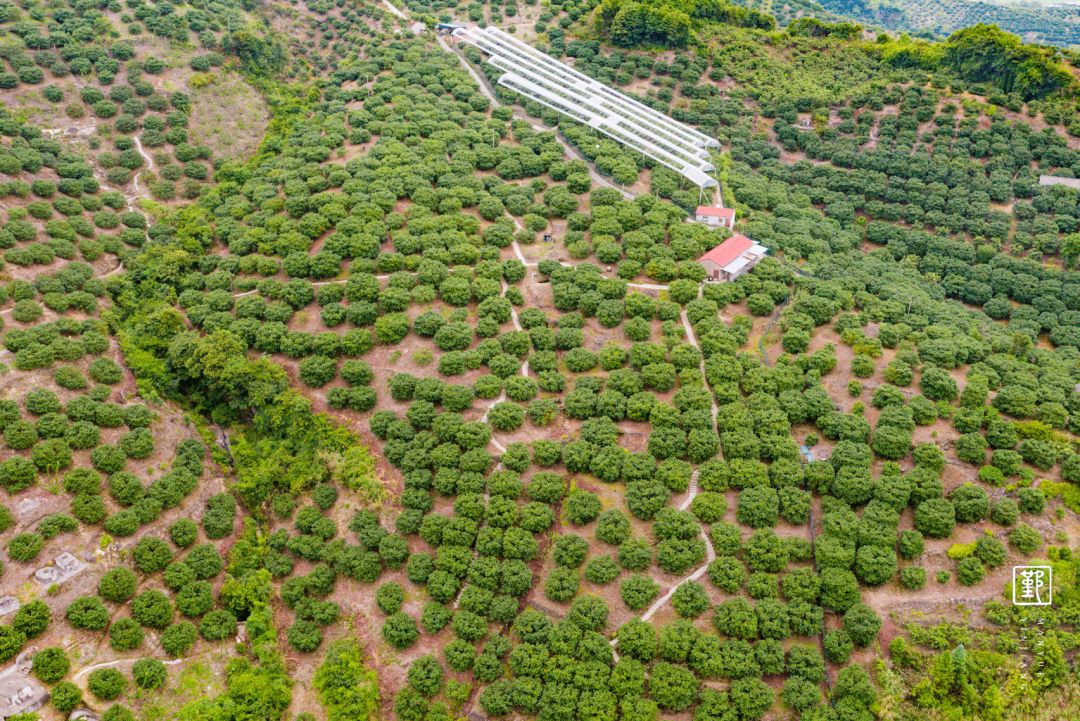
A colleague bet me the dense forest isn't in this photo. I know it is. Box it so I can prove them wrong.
[0,1,1077,721]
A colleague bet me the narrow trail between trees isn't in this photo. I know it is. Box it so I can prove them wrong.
[511,240,669,292]
[757,297,790,367]
[230,276,390,299]
[381,0,407,19]
[74,656,183,681]
[131,134,155,200]
[479,279,527,456]
[46,120,154,282]
[612,304,719,656]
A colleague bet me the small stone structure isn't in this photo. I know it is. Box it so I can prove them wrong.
[13,649,34,676]
[15,498,39,518]
[0,598,19,618]
[34,551,85,587]
[0,664,48,720]
[70,710,101,721]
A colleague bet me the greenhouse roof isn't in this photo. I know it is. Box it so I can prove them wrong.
[454,26,719,189]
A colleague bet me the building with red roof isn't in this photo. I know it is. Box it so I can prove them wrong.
[694,205,736,230]
[698,234,768,282]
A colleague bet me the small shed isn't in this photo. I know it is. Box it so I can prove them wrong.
[0,666,48,720]
[694,205,735,230]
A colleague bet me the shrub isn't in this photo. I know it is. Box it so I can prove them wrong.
[854,545,897,586]
[820,568,860,612]
[89,358,123,384]
[949,483,989,523]
[671,581,710,618]
[1009,524,1042,555]
[133,537,173,574]
[109,617,144,651]
[900,567,926,590]
[99,567,138,602]
[842,604,881,647]
[200,609,238,641]
[383,612,419,649]
[103,705,136,721]
[543,567,579,602]
[956,556,986,586]
[132,658,167,689]
[823,629,853,663]
[67,596,109,630]
[650,661,698,711]
[31,647,69,683]
[8,533,44,562]
[176,581,213,617]
[408,655,445,698]
[202,493,236,539]
[162,621,198,656]
[132,590,173,628]
[88,668,126,700]
[914,499,956,538]
[376,582,405,615]
[0,626,24,664]
[119,428,154,459]
[51,681,82,712]
[898,530,924,560]
[736,487,779,528]
[991,498,1020,526]
[12,600,49,638]
[620,575,659,611]
[584,556,620,584]
[288,620,323,652]
[299,356,337,387]
[184,544,224,580]
[169,518,199,547]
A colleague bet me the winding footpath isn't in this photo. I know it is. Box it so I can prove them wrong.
[130,134,155,201]
[630,307,720,623]
[612,305,719,656]
[74,656,183,681]
[478,279,527,457]
[40,120,153,279]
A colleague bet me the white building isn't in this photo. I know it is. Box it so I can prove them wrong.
[694,205,735,230]
[1039,175,1080,190]
[698,234,768,282]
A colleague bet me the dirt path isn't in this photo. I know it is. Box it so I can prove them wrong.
[478,279,527,456]
[74,656,184,680]
[608,304,719,657]
[230,276,390,298]
[381,0,407,20]
[131,134,155,199]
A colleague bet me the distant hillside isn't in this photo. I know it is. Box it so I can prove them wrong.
[786,0,1080,48]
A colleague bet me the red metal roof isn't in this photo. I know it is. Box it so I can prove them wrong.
[695,205,735,218]
[699,234,753,268]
